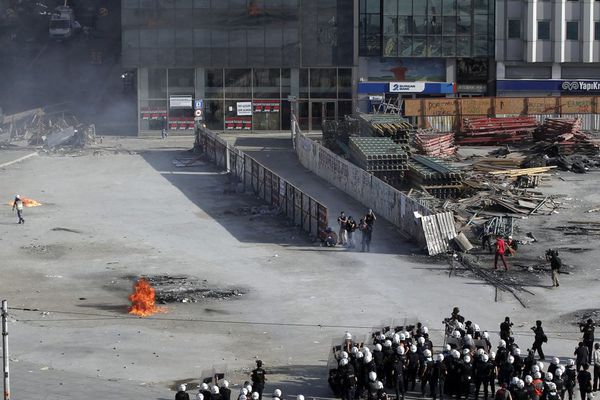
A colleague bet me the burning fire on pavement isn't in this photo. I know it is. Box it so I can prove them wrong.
[128,278,166,317]
[7,196,42,207]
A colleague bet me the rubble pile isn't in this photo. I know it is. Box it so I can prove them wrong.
[535,118,599,156]
[458,116,538,145]
[142,275,245,304]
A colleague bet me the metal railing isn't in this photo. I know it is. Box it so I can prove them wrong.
[195,126,328,239]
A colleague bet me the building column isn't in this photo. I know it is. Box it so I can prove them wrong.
[551,64,561,79]
[290,69,300,98]
[553,0,565,63]
[496,61,506,79]
[582,0,594,62]
[526,0,538,62]
[195,67,205,99]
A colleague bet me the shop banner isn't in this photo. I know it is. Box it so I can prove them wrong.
[170,95,193,109]
[225,116,252,130]
[253,100,280,113]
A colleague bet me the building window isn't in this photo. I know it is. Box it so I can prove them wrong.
[538,21,550,40]
[566,21,579,40]
[508,20,520,39]
[595,22,600,40]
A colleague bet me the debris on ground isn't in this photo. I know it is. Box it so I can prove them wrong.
[139,275,246,304]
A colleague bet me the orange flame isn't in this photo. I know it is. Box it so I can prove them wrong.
[128,278,166,317]
[7,197,42,207]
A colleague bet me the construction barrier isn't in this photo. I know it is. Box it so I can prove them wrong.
[195,125,328,239]
[292,116,434,244]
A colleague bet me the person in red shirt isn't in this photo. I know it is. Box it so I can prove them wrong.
[494,235,509,271]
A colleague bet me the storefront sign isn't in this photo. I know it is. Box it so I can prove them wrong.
[457,84,487,93]
[389,82,426,93]
[237,102,253,116]
[253,100,280,113]
[225,116,252,130]
[358,82,455,95]
[498,80,600,93]
[169,95,193,109]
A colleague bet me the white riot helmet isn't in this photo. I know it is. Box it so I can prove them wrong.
[513,348,521,356]
[498,340,506,348]
[482,354,489,362]
[474,324,480,332]
[393,334,400,344]
[351,346,359,354]
[410,345,417,353]
[384,340,392,348]
[424,349,432,358]
[545,372,553,381]
[507,355,514,364]
[464,355,471,363]
[197,394,204,400]
[517,379,525,389]
[405,331,411,339]
[397,346,405,355]
[444,344,451,352]
[483,332,490,339]
[374,344,382,352]
[356,351,364,359]
[533,372,542,379]
[221,381,229,388]
[240,388,248,396]
[548,383,557,391]
[437,354,444,362]
[273,390,282,398]
[386,330,394,339]
[178,384,187,392]
[477,348,485,356]
[297,396,305,400]
[462,348,470,356]
[375,381,384,390]
[245,385,252,393]
[537,361,544,371]
[555,368,563,377]
[552,357,559,365]
[212,387,220,395]
[453,330,461,339]
[568,359,575,366]
[399,333,406,341]
[201,383,209,391]
[341,351,349,359]
[511,377,520,386]
[345,332,352,341]
[489,351,496,360]
[15,195,21,200]
[251,393,259,400]
[452,350,461,359]
[339,358,349,367]
[369,371,377,381]
[525,375,533,384]
[378,333,386,341]
[417,337,425,345]
[532,365,540,374]
[466,334,473,340]
[364,353,373,363]
[423,327,429,334]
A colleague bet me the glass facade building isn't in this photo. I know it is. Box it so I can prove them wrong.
[122,0,355,133]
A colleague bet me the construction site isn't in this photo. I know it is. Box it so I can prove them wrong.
[1,92,600,399]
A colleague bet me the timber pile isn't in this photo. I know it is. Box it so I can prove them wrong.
[536,118,598,156]
[457,117,537,145]
[357,113,413,153]
[414,131,457,158]
[407,155,463,198]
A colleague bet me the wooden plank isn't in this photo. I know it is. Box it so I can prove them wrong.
[494,98,526,115]
[423,99,457,116]
[560,97,594,114]
[527,97,559,114]
[404,99,423,117]
[461,98,492,116]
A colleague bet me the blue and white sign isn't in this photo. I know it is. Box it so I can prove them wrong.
[389,82,426,93]
[194,99,204,110]
[497,80,600,93]
[359,82,455,95]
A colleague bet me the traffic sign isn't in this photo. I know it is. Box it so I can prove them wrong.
[194,99,204,110]
[194,109,203,117]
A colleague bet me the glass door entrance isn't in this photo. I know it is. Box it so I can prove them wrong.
[310,101,336,131]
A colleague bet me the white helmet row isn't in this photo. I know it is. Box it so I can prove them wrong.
[525,375,533,384]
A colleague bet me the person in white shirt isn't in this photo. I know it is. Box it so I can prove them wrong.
[12,194,25,224]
